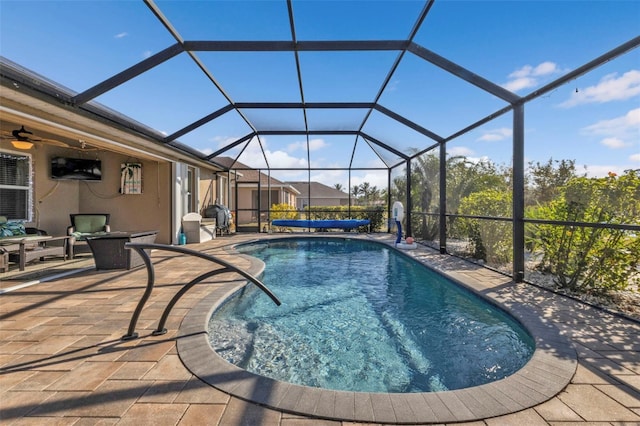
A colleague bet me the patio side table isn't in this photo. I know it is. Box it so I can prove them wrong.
[86,231,158,270]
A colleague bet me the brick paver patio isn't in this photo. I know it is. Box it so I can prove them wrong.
[1,234,638,425]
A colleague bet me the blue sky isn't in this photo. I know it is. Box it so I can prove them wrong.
[1,0,638,190]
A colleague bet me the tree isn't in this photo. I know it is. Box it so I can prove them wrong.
[334,183,344,192]
[392,153,510,241]
[359,182,371,204]
[447,158,509,214]
[444,158,510,240]
[410,153,440,240]
[351,185,361,204]
[391,175,406,206]
[350,182,384,206]
[527,158,580,206]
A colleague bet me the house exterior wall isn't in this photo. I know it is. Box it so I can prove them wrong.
[281,190,296,207]
[2,141,175,244]
[296,196,349,210]
[236,186,254,224]
[198,169,218,214]
[234,186,298,226]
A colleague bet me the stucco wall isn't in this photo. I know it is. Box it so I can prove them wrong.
[297,197,349,209]
[7,142,174,244]
[198,170,218,215]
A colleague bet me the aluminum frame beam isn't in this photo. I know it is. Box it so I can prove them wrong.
[407,42,520,105]
[206,132,255,160]
[512,104,525,282]
[165,104,235,143]
[72,44,184,105]
[183,40,410,52]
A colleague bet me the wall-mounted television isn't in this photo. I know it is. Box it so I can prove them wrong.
[51,157,102,181]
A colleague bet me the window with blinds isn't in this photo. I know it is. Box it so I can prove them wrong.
[0,150,32,220]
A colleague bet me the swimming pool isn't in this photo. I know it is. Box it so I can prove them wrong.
[208,237,534,393]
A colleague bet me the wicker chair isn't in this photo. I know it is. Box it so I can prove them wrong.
[67,214,111,258]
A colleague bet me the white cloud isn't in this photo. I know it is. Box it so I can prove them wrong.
[271,169,307,182]
[448,146,474,157]
[630,153,640,162]
[206,135,243,158]
[503,77,536,92]
[142,50,152,59]
[502,61,563,92]
[308,138,327,151]
[287,138,327,152]
[509,65,534,79]
[233,136,308,169]
[350,172,388,190]
[214,135,240,149]
[601,137,629,149]
[309,170,348,189]
[287,140,305,152]
[267,150,308,169]
[465,155,492,165]
[559,70,640,108]
[532,62,560,76]
[582,108,640,149]
[446,148,492,165]
[114,32,128,39]
[477,127,512,142]
[584,164,630,178]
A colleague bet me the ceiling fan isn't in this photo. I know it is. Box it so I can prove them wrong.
[1,125,73,150]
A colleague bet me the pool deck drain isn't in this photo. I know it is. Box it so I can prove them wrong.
[178,235,577,424]
[1,233,638,424]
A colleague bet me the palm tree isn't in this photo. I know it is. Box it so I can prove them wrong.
[405,152,440,240]
[351,185,361,205]
[334,183,344,192]
[359,182,371,204]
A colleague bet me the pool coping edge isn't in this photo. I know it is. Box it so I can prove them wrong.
[177,235,577,424]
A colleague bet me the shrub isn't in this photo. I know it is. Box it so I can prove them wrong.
[411,211,439,241]
[527,170,640,293]
[270,204,299,220]
[458,189,512,264]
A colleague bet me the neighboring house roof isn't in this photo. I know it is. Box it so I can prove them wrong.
[214,156,280,184]
[214,157,300,194]
[287,181,349,200]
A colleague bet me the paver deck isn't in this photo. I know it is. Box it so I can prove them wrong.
[1,233,639,425]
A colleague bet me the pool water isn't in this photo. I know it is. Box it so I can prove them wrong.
[208,238,534,393]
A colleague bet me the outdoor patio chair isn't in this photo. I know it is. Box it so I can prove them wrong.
[67,213,111,258]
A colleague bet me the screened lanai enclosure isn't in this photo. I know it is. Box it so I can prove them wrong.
[1,0,639,287]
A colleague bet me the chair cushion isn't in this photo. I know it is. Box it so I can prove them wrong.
[71,231,109,241]
[73,215,108,233]
[0,220,26,238]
